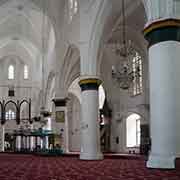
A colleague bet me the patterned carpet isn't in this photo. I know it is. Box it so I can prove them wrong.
[0,154,179,180]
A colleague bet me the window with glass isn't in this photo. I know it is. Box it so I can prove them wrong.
[5,110,16,120]
[132,52,143,96]
[136,118,141,146]
[126,113,141,147]
[8,65,14,80]
[24,65,28,79]
[69,0,78,21]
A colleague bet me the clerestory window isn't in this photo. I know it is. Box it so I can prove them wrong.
[8,65,14,80]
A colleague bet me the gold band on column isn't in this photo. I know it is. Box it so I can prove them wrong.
[143,19,180,47]
[79,78,102,91]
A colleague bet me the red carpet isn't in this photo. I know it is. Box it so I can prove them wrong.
[0,154,179,180]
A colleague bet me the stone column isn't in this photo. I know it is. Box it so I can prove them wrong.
[30,136,34,151]
[35,136,38,150]
[45,136,49,149]
[30,124,34,151]
[24,136,27,150]
[53,98,69,153]
[0,125,5,152]
[143,19,180,169]
[26,136,29,150]
[21,136,24,150]
[41,113,51,150]
[16,135,21,151]
[37,137,41,149]
[28,136,31,151]
[40,137,43,149]
[79,77,103,160]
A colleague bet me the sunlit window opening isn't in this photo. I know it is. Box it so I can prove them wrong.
[5,110,16,120]
[69,0,78,21]
[132,52,143,96]
[74,0,78,14]
[24,65,29,79]
[126,113,141,147]
[98,85,106,125]
[99,85,105,109]
[8,65,14,80]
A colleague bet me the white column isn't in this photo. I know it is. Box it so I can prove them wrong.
[45,136,49,149]
[30,124,34,151]
[16,136,21,151]
[146,41,180,169]
[64,107,69,153]
[24,137,27,149]
[21,136,24,149]
[26,136,29,150]
[79,77,103,160]
[40,138,43,149]
[1,125,5,152]
[30,136,34,151]
[37,137,41,148]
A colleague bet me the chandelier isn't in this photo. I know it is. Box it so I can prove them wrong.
[111,0,140,90]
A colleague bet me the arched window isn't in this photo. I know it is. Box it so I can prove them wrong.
[126,113,141,147]
[98,85,106,125]
[99,85,105,109]
[69,0,78,21]
[8,65,14,80]
[132,52,143,96]
[74,0,78,14]
[24,65,28,79]
[5,110,16,120]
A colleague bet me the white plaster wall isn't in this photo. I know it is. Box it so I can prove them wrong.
[0,55,42,118]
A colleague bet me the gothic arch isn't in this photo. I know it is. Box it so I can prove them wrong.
[58,44,80,97]
[85,0,146,75]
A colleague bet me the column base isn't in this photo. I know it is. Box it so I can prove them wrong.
[146,153,175,169]
[80,152,104,160]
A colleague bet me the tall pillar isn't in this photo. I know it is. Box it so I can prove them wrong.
[21,136,24,150]
[40,137,43,149]
[79,77,103,160]
[143,19,180,169]
[35,136,38,150]
[45,136,49,149]
[26,136,29,150]
[37,137,41,148]
[0,125,5,152]
[24,136,27,150]
[28,136,31,151]
[16,136,21,151]
[53,98,69,153]
[30,136,34,151]
[41,113,51,149]
[30,124,34,151]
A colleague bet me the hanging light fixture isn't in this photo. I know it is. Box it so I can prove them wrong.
[111,0,140,90]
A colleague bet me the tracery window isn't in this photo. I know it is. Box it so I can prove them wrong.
[132,52,143,96]
[8,65,14,80]
[5,110,16,120]
[24,65,28,79]
[69,0,78,21]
